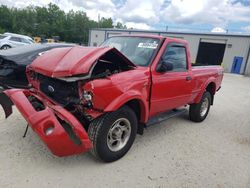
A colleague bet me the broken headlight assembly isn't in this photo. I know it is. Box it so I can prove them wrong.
[82,90,93,108]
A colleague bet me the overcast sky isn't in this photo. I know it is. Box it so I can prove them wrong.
[1,0,250,33]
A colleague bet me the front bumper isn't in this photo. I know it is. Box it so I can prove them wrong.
[0,89,92,157]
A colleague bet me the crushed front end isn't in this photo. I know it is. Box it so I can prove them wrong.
[0,46,136,157]
[0,89,92,156]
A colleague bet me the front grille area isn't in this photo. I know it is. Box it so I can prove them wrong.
[39,75,79,106]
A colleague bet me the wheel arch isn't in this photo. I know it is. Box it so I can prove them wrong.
[124,99,144,123]
[194,78,216,105]
[205,82,216,105]
[103,92,149,123]
[0,44,11,49]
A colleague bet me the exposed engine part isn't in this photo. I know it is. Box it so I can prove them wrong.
[56,49,134,82]
[91,49,133,79]
[38,74,79,109]
[30,49,135,132]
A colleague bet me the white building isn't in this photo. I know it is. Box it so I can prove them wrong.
[89,28,250,75]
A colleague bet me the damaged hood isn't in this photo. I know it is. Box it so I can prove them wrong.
[30,46,136,78]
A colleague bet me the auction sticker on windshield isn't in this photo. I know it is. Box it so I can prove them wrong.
[138,42,158,49]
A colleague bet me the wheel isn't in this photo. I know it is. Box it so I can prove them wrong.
[0,45,11,50]
[88,106,138,162]
[189,91,211,122]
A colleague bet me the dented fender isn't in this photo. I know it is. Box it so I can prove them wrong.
[81,68,151,123]
[103,90,149,123]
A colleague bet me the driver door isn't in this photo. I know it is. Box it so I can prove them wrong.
[150,42,193,117]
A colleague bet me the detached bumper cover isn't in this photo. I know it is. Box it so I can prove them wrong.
[1,89,92,157]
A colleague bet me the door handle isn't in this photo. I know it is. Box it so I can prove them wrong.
[186,76,192,81]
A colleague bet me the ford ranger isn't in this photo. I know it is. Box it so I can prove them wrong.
[0,35,223,162]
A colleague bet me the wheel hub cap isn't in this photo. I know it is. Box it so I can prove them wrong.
[200,98,209,117]
[107,118,131,152]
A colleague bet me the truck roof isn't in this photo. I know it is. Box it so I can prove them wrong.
[108,34,188,44]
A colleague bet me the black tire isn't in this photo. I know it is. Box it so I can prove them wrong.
[88,106,138,162]
[189,91,212,122]
[0,45,11,50]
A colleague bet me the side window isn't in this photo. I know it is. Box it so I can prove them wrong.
[10,37,22,42]
[161,44,187,72]
[21,38,30,44]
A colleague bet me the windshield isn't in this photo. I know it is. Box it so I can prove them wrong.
[101,36,160,66]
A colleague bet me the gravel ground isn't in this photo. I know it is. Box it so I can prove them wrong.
[0,73,250,188]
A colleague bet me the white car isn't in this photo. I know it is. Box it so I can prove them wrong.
[0,33,34,50]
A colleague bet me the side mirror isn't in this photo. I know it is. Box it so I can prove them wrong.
[156,61,173,73]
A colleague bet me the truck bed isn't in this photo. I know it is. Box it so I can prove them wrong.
[190,65,223,103]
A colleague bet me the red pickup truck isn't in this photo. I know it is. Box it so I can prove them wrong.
[0,35,223,162]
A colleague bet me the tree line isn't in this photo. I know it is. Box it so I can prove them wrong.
[0,3,126,44]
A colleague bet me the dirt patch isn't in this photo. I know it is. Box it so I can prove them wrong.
[236,137,250,147]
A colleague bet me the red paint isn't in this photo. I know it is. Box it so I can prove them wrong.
[81,66,151,122]
[149,38,223,116]
[4,89,92,156]
[1,35,223,157]
[31,47,135,78]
